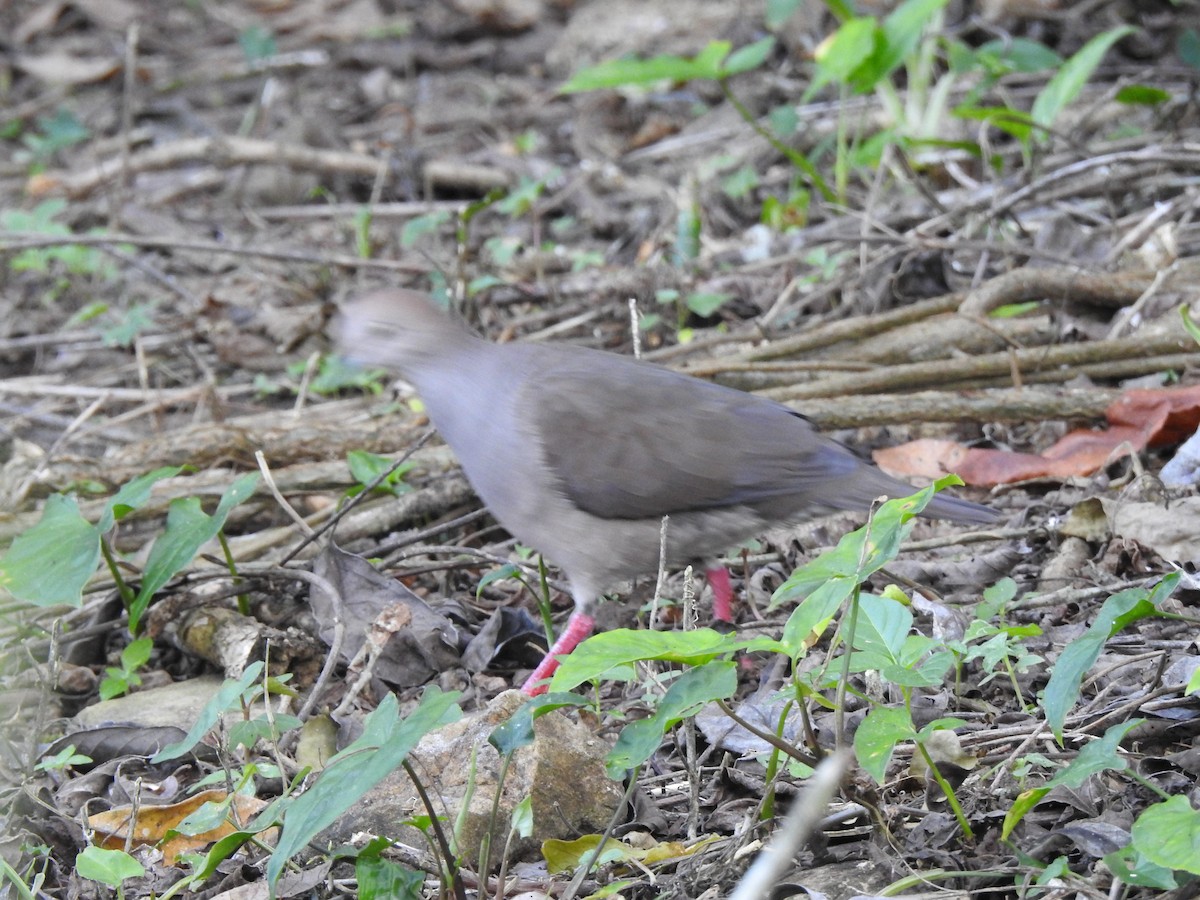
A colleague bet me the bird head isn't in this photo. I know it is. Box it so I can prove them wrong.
[335,289,471,372]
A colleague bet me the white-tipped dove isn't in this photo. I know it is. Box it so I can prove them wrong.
[337,290,998,694]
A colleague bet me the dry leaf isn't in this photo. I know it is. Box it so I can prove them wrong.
[876,385,1200,485]
[14,52,121,85]
[88,789,270,864]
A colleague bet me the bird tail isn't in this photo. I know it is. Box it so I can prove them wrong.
[921,491,999,525]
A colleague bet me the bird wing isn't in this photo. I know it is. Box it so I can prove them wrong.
[525,349,869,521]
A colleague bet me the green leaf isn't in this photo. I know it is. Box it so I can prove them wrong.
[266,687,461,886]
[685,292,729,318]
[773,480,952,608]
[475,563,522,598]
[768,104,799,137]
[23,109,90,160]
[1115,84,1170,106]
[721,165,759,199]
[176,793,238,836]
[346,450,414,497]
[1043,575,1178,741]
[400,210,451,247]
[103,466,185,530]
[871,0,951,85]
[954,104,1035,142]
[561,42,731,93]
[121,636,154,670]
[488,693,588,755]
[854,704,913,783]
[852,593,912,658]
[0,494,102,607]
[989,301,1041,319]
[238,25,277,63]
[1187,663,1200,696]
[773,481,971,661]
[1045,719,1140,789]
[228,714,301,751]
[1130,795,1200,875]
[811,17,878,94]
[1181,304,1200,347]
[497,172,555,216]
[549,628,743,692]
[182,830,260,885]
[36,744,92,772]
[152,662,266,762]
[981,576,1018,611]
[766,0,802,29]
[511,795,534,839]
[1179,28,1200,71]
[692,41,734,79]
[779,575,856,657]
[1103,845,1178,890]
[1002,787,1050,840]
[674,205,701,267]
[1031,26,1135,131]
[75,847,145,886]
[606,662,737,777]
[723,37,776,76]
[356,855,425,900]
[128,472,260,631]
[310,354,386,395]
[972,38,1061,74]
[101,302,157,348]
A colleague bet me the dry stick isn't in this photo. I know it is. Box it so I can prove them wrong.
[715,699,820,768]
[12,394,108,507]
[752,263,1158,366]
[117,21,138,200]
[1107,265,1172,340]
[0,232,430,274]
[1104,191,1192,266]
[650,516,671,630]
[331,607,414,720]
[279,566,345,722]
[0,379,258,404]
[40,135,390,198]
[255,451,315,538]
[279,429,435,565]
[254,200,463,220]
[682,359,874,378]
[956,267,1158,317]
[726,751,849,900]
[987,145,1200,221]
[762,329,1197,403]
[372,507,491,557]
[748,292,964,361]
[947,351,1200,392]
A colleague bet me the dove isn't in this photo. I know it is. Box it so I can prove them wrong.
[337,290,997,694]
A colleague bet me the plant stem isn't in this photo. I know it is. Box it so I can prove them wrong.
[915,740,974,840]
[718,79,834,202]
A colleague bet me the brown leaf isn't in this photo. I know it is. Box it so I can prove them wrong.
[876,385,1200,485]
[88,789,270,864]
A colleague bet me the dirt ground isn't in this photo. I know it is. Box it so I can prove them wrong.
[3,0,1200,898]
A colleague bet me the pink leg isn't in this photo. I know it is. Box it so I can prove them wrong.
[520,611,596,696]
[706,566,734,624]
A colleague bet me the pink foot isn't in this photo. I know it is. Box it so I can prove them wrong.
[520,611,596,696]
[706,566,734,624]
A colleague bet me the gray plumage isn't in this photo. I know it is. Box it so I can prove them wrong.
[337,290,997,690]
